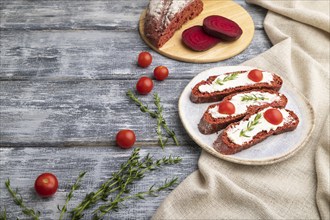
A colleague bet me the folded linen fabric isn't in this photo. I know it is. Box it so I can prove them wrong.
[152,0,329,219]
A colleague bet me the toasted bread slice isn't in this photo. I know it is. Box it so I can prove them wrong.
[213,107,299,155]
[198,90,288,134]
[191,70,283,103]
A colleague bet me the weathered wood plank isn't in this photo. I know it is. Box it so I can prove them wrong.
[0,0,267,31]
[0,145,201,219]
[0,30,272,81]
[0,1,270,219]
[0,79,201,146]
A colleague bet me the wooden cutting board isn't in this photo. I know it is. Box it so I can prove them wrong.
[139,0,255,63]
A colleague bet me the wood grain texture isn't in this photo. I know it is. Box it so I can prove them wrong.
[0,0,266,30]
[0,0,270,219]
[0,146,201,219]
[139,0,255,63]
[0,29,271,81]
[0,79,194,146]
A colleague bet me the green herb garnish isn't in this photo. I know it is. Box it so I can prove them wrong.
[5,179,40,220]
[154,93,168,148]
[239,113,262,137]
[126,90,158,118]
[0,207,7,220]
[58,171,86,220]
[71,148,181,220]
[215,72,239,85]
[241,94,268,101]
[92,177,178,219]
[126,90,179,147]
[71,148,141,219]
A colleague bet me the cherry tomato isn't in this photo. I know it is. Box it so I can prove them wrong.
[218,101,235,115]
[116,129,136,149]
[248,69,263,82]
[264,108,283,125]
[34,173,58,197]
[153,66,169,81]
[137,51,152,68]
[136,76,154,95]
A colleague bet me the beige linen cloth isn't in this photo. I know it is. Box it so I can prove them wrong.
[153,0,330,219]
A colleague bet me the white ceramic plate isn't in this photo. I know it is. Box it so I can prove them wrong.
[179,66,315,165]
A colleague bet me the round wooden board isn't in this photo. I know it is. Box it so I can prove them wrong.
[139,0,255,63]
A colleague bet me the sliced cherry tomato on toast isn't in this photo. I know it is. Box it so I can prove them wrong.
[218,101,235,115]
[248,69,263,82]
[264,108,283,125]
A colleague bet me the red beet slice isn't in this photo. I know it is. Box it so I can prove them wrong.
[182,26,221,51]
[203,15,243,41]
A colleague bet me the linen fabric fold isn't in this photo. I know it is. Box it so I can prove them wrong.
[152,0,330,219]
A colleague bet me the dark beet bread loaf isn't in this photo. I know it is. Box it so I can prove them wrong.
[198,90,288,134]
[213,107,299,155]
[144,0,203,48]
[191,70,283,103]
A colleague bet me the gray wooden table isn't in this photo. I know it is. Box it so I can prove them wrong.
[0,1,270,219]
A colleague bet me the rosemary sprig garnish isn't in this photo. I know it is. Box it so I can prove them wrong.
[92,177,179,219]
[215,72,239,85]
[58,171,86,220]
[239,113,262,137]
[4,179,40,220]
[126,90,179,147]
[241,94,268,101]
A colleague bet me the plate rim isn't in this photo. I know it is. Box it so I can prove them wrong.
[178,66,315,165]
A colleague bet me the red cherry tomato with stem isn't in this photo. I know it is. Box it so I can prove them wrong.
[136,76,153,95]
[248,69,263,82]
[153,66,169,81]
[34,173,58,197]
[264,108,283,125]
[137,52,152,68]
[218,101,235,115]
[116,129,136,149]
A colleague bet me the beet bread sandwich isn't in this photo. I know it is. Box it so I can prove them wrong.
[198,90,288,134]
[213,107,299,155]
[191,69,283,103]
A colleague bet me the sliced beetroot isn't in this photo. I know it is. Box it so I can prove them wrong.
[182,25,221,51]
[203,15,243,41]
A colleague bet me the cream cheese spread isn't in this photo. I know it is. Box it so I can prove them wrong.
[198,70,275,93]
[226,107,293,146]
[209,91,282,118]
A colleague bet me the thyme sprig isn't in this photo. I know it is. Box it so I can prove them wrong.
[4,179,40,220]
[92,177,178,219]
[241,94,268,101]
[215,72,239,85]
[58,171,86,220]
[126,90,157,118]
[126,90,179,147]
[71,148,141,219]
[71,148,181,220]
[0,207,7,220]
[239,113,262,137]
[154,93,168,148]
